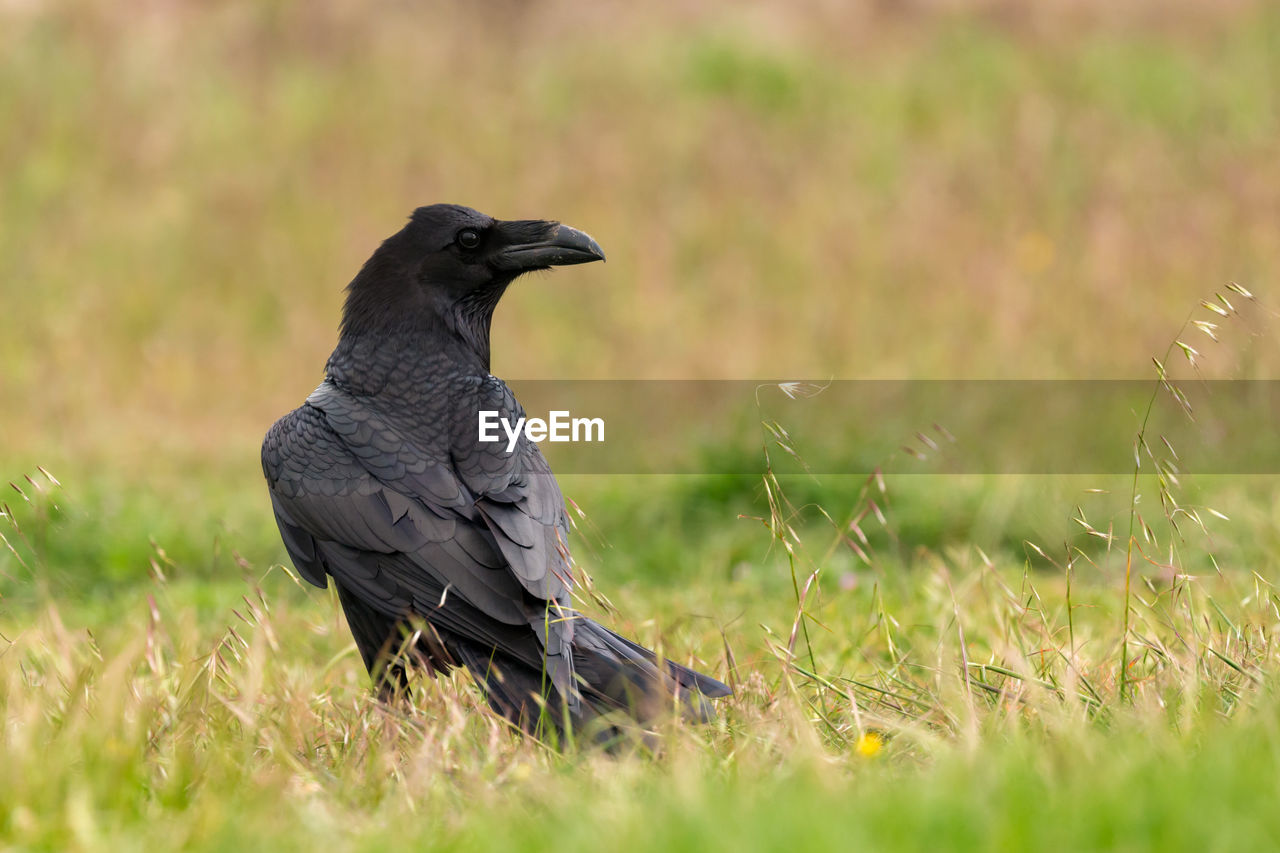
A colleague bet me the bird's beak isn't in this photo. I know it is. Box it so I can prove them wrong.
[492,223,606,272]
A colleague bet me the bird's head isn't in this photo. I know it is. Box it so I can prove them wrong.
[339,203,605,365]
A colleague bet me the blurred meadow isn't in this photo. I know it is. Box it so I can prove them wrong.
[4,0,1280,849]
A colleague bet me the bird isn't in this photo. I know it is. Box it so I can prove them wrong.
[262,204,731,743]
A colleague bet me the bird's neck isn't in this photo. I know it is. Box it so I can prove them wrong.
[330,299,507,396]
[335,265,510,383]
[440,285,509,373]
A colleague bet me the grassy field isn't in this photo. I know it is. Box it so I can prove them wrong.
[5,0,1280,850]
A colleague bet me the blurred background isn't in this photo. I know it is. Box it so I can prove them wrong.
[3,0,1279,598]
[8,8,1280,844]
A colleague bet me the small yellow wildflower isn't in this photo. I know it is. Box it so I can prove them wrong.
[855,731,884,758]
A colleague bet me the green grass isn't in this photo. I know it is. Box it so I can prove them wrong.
[6,0,1280,849]
[6,449,1280,850]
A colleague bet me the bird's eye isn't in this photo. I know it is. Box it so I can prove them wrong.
[457,228,481,249]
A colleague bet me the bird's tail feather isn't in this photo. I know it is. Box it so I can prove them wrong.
[451,618,732,745]
[595,624,733,700]
[572,619,731,725]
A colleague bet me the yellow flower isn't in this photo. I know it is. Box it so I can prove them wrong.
[855,731,884,758]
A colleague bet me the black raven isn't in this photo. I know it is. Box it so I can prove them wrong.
[262,204,730,740]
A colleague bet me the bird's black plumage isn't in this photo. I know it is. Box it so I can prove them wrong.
[262,204,730,740]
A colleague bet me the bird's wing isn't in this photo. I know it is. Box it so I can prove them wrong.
[262,402,529,628]
[447,375,574,604]
[265,379,579,705]
[299,378,575,604]
[444,375,578,693]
